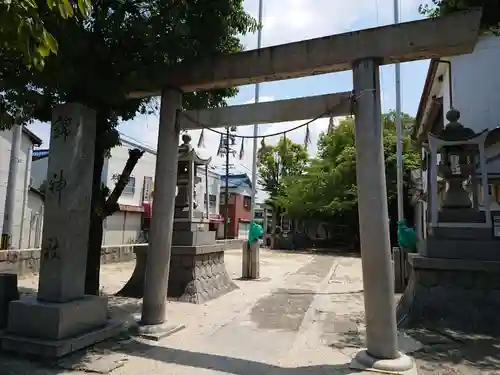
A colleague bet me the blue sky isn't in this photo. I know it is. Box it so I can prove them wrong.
[28,0,432,173]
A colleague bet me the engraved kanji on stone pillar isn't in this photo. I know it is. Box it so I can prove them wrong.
[37,103,96,303]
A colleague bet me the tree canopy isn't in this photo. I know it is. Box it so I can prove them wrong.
[419,0,500,34]
[257,137,309,211]
[1,0,257,131]
[0,0,91,69]
[277,113,420,226]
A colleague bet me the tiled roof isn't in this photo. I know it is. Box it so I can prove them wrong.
[220,173,252,189]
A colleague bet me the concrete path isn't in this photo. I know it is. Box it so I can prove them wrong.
[3,249,416,374]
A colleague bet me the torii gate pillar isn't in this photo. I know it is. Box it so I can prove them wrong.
[139,88,186,337]
[349,58,414,373]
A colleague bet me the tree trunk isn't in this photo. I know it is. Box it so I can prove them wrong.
[270,208,277,249]
[85,143,105,295]
[85,143,145,295]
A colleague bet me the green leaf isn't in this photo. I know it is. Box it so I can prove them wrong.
[43,30,58,53]
[77,0,91,17]
[37,43,51,57]
[24,0,38,9]
[57,0,74,19]
[63,0,74,18]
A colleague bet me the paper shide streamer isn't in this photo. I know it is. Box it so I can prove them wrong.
[328,115,335,134]
[304,124,311,147]
[197,129,205,148]
[216,134,224,157]
[239,139,245,160]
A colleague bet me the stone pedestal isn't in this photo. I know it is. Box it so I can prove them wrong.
[168,219,237,303]
[242,241,259,279]
[117,240,240,300]
[397,254,500,335]
[169,243,237,303]
[425,227,500,261]
[1,104,121,358]
[0,273,19,329]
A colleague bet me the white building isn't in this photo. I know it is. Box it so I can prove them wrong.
[0,126,43,249]
[415,35,500,211]
[29,137,222,246]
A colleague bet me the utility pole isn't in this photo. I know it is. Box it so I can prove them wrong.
[250,0,264,220]
[2,124,22,250]
[394,0,404,222]
[221,126,237,239]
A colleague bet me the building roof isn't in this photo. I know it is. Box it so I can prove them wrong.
[32,148,49,161]
[220,173,252,189]
[29,186,45,200]
[414,59,441,135]
[22,126,43,146]
[413,59,500,148]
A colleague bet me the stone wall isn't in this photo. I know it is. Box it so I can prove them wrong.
[0,244,140,276]
[0,239,243,277]
[397,254,500,335]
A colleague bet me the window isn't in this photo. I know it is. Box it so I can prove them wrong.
[243,196,251,209]
[204,194,217,207]
[209,194,216,207]
[122,176,136,195]
[221,193,232,205]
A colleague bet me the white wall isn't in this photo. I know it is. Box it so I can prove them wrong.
[30,157,48,190]
[441,35,500,135]
[103,140,157,207]
[25,190,44,248]
[0,129,35,248]
[102,211,143,245]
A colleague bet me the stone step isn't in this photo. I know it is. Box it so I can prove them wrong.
[432,226,492,240]
[438,210,486,223]
[425,237,500,261]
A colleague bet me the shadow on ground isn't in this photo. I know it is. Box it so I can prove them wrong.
[404,326,500,375]
[115,340,358,375]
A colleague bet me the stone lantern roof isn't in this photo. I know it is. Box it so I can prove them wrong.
[437,109,478,141]
[178,134,211,165]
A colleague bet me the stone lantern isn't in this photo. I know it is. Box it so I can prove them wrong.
[427,109,490,228]
[175,133,211,222]
[168,134,238,303]
[437,109,476,209]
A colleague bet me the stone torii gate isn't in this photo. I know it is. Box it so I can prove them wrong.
[134,9,481,373]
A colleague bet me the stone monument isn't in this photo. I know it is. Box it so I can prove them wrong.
[1,103,121,357]
[169,134,238,303]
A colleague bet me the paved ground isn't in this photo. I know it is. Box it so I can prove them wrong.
[2,248,499,375]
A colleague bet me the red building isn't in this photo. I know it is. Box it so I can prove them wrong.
[218,173,252,239]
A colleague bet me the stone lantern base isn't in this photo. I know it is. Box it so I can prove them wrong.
[397,254,500,335]
[117,215,238,304]
[168,244,238,303]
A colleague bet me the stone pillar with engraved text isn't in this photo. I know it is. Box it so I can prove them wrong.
[2,103,121,358]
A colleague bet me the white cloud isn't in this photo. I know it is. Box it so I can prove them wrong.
[241,0,423,49]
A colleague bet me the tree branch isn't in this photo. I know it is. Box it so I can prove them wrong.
[103,148,145,217]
